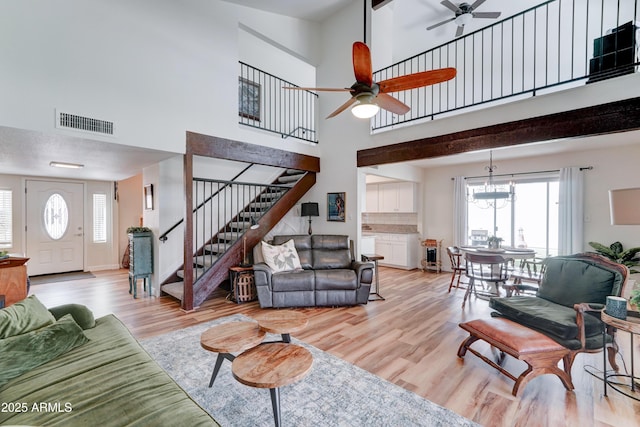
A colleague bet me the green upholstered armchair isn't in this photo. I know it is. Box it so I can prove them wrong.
[490,253,629,376]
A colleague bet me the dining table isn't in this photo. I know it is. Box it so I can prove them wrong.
[459,246,536,260]
[458,246,537,297]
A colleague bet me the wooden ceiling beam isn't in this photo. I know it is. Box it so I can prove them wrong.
[357,97,640,167]
[186,132,320,172]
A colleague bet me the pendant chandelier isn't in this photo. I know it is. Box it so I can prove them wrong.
[469,151,515,209]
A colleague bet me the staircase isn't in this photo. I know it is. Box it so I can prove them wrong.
[160,168,310,303]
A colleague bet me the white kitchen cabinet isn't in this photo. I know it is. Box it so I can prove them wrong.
[374,233,420,270]
[375,182,416,212]
[366,184,380,212]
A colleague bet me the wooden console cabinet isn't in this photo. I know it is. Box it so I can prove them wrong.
[0,257,29,307]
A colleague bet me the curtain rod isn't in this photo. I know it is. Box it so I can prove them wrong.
[451,166,593,180]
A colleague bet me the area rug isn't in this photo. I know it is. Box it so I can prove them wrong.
[29,271,96,285]
[140,314,479,427]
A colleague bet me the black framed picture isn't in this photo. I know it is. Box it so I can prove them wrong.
[238,77,261,121]
[327,192,346,222]
[144,184,154,210]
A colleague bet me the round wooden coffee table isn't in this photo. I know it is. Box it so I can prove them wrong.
[232,342,313,427]
[200,321,266,387]
[254,310,309,343]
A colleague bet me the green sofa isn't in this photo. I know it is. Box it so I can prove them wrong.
[0,296,218,427]
[489,253,628,374]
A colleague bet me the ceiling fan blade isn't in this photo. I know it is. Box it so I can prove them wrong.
[440,0,461,13]
[283,87,351,92]
[456,25,465,37]
[353,42,373,86]
[376,93,410,115]
[427,17,456,31]
[378,68,456,93]
[472,12,501,19]
[326,97,357,119]
[470,0,488,9]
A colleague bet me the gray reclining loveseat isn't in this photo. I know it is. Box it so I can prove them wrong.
[253,234,374,308]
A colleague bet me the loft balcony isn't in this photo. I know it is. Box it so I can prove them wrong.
[370,0,639,132]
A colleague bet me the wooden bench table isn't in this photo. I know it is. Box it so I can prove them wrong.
[458,317,574,396]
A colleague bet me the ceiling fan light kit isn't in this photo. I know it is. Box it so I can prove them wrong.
[454,12,473,27]
[351,93,380,119]
[427,0,501,37]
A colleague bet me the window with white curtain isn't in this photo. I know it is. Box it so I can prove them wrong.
[93,193,107,243]
[0,189,12,247]
[466,175,559,257]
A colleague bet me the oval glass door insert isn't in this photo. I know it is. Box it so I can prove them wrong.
[44,193,69,240]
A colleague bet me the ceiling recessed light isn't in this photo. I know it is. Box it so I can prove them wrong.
[49,161,84,169]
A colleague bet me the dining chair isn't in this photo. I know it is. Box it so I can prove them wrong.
[506,257,546,296]
[462,253,510,308]
[446,246,467,292]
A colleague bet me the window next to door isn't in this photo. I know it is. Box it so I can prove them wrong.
[93,193,107,243]
[0,189,12,248]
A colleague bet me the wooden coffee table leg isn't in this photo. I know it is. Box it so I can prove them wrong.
[209,353,235,387]
[270,387,281,427]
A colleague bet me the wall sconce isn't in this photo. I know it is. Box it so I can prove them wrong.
[301,202,319,235]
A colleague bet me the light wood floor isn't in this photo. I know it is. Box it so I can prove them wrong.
[29,268,640,427]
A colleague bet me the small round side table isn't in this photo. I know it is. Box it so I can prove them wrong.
[200,321,266,387]
[602,309,640,401]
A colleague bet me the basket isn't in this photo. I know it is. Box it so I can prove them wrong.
[235,273,257,302]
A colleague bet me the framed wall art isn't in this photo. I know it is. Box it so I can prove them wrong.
[327,192,346,222]
[144,184,154,210]
[238,77,261,121]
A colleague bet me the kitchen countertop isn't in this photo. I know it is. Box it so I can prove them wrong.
[362,231,419,235]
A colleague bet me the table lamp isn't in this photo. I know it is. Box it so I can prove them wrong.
[301,202,319,235]
[609,188,640,225]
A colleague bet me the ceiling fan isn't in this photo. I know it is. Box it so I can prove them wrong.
[427,0,501,38]
[285,41,456,119]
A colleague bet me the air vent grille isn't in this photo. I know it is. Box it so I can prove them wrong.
[56,111,114,135]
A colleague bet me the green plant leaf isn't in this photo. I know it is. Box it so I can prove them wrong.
[619,247,640,262]
[588,242,616,259]
[610,241,624,256]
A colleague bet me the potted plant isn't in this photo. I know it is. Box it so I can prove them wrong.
[588,241,640,273]
[127,226,152,234]
[487,236,503,249]
[630,288,640,311]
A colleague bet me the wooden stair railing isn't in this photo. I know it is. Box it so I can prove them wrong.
[190,171,316,308]
[180,132,320,311]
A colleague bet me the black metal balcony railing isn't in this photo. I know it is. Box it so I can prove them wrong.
[372,0,639,131]
[239,62,319,143]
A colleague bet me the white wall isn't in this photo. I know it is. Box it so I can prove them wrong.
[0,0,323,157]
[424,142,640,272]
[117,174,143,266]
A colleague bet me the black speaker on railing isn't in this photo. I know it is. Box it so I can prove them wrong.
[588,21,638,83]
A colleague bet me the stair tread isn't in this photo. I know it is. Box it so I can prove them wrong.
[193,255,218,268]
[277,174,302,183]
[216,232,239,241]
[285,169,304,175]
[161,282,184,301]
[176,267,205,279]
[205,243,232,253]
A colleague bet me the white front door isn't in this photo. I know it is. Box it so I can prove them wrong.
[26,180,84,276]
